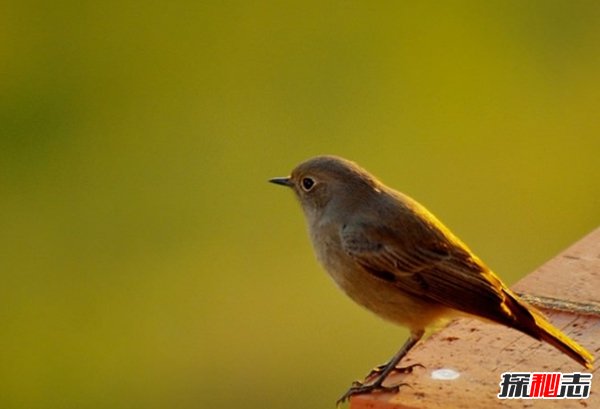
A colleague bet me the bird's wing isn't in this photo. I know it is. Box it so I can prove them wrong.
[340,221,517,325]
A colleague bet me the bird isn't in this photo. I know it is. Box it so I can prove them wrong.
[269,155,594,405]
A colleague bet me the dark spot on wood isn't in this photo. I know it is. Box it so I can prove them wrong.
[443,336,459,342]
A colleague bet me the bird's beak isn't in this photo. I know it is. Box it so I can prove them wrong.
[269,176,293,187]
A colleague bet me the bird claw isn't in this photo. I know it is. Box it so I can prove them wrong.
[336,381,404,406]
[366,362,424,380]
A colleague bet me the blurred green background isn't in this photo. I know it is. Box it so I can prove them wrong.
[1,2,599,408]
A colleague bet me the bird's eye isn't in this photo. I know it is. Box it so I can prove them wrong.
[301,177,315,191]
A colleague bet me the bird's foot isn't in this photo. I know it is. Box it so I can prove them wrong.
[366,362,424,381]
[336,379,407,406]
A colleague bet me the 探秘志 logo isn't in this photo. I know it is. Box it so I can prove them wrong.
[498,372,592,399]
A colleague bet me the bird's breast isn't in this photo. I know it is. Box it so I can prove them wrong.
[307,220,451,330]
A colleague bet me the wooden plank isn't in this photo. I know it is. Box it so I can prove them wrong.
[350,227,600,409]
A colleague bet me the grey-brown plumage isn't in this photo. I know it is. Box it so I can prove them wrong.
[269,155,593,404]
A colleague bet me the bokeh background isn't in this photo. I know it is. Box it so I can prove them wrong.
[2,2,599,409]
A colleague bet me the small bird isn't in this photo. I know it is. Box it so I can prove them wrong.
[269,155,593,404]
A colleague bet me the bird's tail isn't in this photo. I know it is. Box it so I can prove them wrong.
[502,289,594,369]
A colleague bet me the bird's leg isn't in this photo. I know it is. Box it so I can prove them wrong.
[336,330,424,406]
[366,362,424,381]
